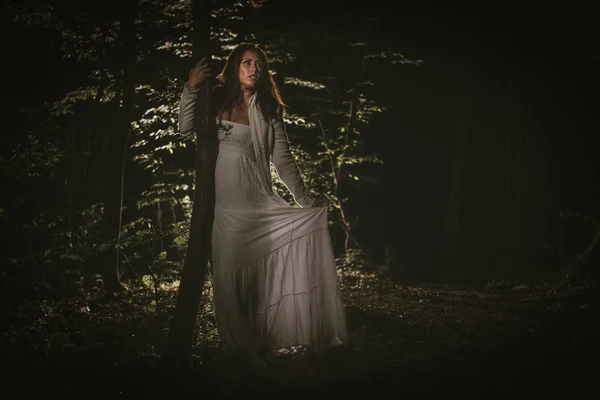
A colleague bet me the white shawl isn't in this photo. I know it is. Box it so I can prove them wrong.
[178,85,316,208]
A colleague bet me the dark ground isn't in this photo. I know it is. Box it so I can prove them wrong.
[2,274,599,398]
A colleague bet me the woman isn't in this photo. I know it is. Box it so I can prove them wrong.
[178,43,348,365]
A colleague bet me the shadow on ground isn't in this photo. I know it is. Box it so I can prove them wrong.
[3,280,599,398]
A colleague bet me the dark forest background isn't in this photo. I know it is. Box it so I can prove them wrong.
[1,1,599,396]
[2,0,598,300]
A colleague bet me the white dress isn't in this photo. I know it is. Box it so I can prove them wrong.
[211,118,348,357]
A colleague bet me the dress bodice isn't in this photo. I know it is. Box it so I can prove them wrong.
[217,119,253,148]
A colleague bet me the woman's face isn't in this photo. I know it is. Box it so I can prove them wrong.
[238,50,263,91]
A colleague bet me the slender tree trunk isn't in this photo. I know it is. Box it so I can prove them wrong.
[63,33,110,213]
[333,43,367,253]
[162,0,216,370]
[505,99,514,257]
[505,77,523,269]
[443,73,468,257]
[99,0,138,297]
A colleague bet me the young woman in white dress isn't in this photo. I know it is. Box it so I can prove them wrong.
[178,43,348,366]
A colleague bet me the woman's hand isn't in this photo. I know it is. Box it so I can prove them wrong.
[186,57,211,91]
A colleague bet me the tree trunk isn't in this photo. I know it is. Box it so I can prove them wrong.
[505,76,524,270]
[162,0,216,370]
[443,72,468,260]
[99,0,138,297]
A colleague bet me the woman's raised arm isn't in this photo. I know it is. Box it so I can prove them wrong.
[178,57,210,133]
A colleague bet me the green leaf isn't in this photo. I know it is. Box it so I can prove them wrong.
[143,299,157,313]
[142,274,153,288]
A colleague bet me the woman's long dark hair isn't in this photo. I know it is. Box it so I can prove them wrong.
[213,43,286,122]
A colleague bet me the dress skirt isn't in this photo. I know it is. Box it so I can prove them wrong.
[211,120,348,357]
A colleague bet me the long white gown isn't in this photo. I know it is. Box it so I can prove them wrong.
[211,119,348,357]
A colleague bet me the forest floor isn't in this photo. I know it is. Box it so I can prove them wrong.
[2,272,599,399]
